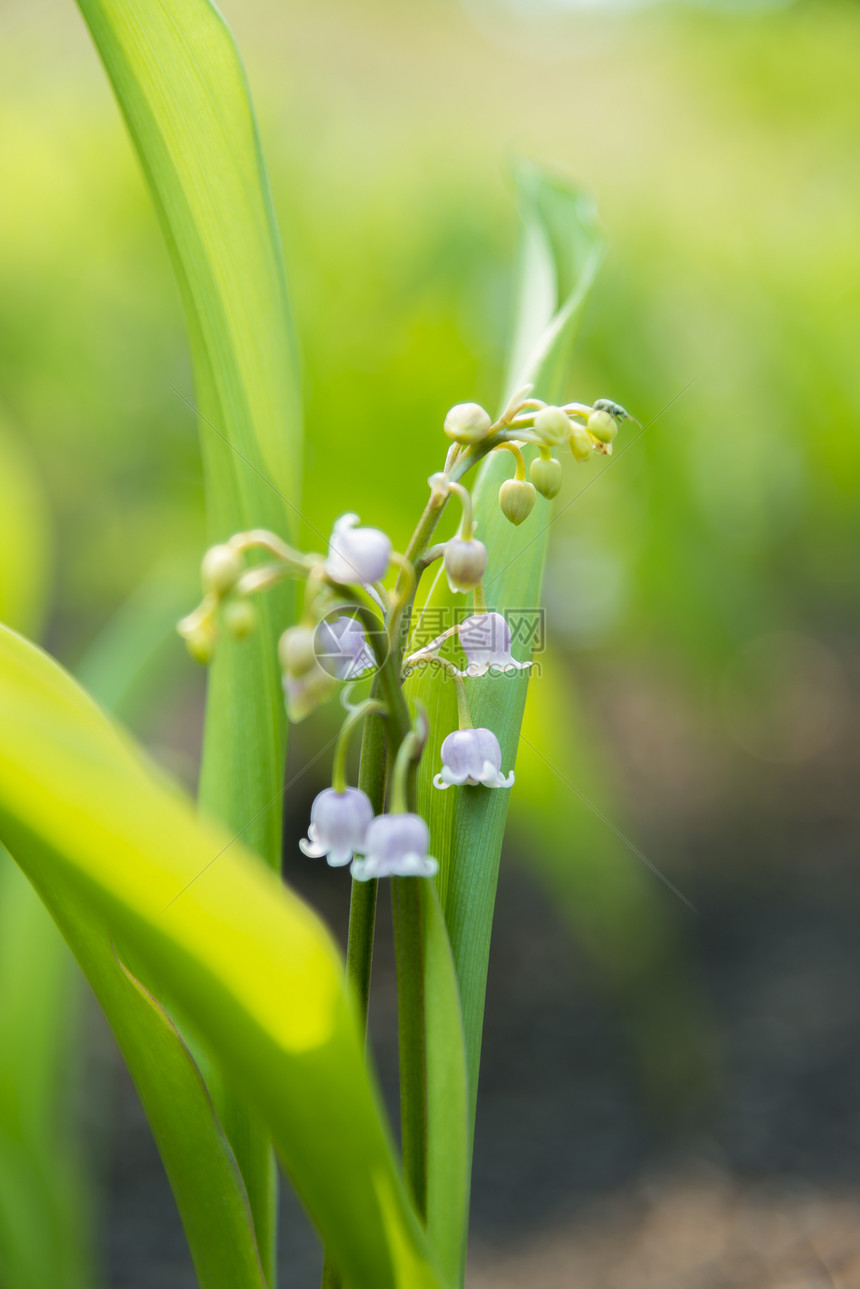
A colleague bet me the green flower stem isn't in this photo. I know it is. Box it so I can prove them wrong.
[331,700,386,795]
[344,706,387,1030]
[414,542,446,576]
[447,480,474,541]
[321,608,419,1289]
[394,433,505,648]
[320,708,387,1289]
[493,440,527,481]
[391,873,427,1217]
[322,436,498,1285]
[389,730,422,816]
[454,676,473,731]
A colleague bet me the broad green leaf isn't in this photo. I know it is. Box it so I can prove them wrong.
[0,854,90,1289]
[410,164,606,1151]
[66,567,269,1289]
[422,886,469,1289]
[18,858,268,1289]
[0,431,90,1289]
[74,0,303,1257]
[0,624,444,1289]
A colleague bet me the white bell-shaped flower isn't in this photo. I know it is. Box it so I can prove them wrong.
[299,787,374,868]
[433,727,515,790]
[350,813,438,881]
[315,616,376,680]
[325,513,391,586]
[456,611,532,678]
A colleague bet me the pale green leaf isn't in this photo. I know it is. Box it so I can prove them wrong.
[74,0,304,1254]
[22,860,268,1289]
[422,885,469,1289]
[0,426,88,1289]
[0,855,90,1289]
[0,624,444,1289]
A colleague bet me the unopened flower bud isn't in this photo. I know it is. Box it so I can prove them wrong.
[278,625,317,676]
[444,402,492,445]
[569,424,594,461]
[587,408,618,444]
[443,537,488,593]
[201,543,242,596]
[529,456,562,499]
[183,621,216,665]
[498,478,536,526]
[223,599,256,639]
[532,406,571,446]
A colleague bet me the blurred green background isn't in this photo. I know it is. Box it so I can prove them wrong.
[1,0,859,1285]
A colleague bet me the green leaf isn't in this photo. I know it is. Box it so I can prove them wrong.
[0,855,91,1289]
[69,568,273,1289]
[0,624,444,1289]
[409,164,606,1150]
[74,0,303,1259]
[422,886,469,1289]
[0,426,90,1289]
[19,858,268,1289]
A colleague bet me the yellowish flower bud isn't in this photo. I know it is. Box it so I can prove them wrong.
[278,625,317,676]
[498,478,536,526]
[183,621,216,665]
[532,406,570,446]
[223,599,256,639]
[587,408,618,444]
[201,543,242,596]
[444,537,488,593]
[569,424,594,461]
[444,402,493,445]
[530,456,563,499]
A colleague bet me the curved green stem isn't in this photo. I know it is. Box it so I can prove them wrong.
[493,440,527,480]
[447,480,474,541]
[331,699,386,794]
[454,676,473,731]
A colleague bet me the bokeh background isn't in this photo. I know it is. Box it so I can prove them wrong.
[1,0,859,1285]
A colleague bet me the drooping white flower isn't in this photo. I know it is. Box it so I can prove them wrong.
[325,513,391,586]
[315,616,376,680]
[350,813,438,881]
[299,787,374,868]
[433,727,515,790]
[456,611,532,678]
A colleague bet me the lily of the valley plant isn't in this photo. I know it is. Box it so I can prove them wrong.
[177,389,631,1283]
[181,390,631,885]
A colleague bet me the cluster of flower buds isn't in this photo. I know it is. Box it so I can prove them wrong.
[439,389,634,530]
[178,531,302,663]
[179,381,632,882]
